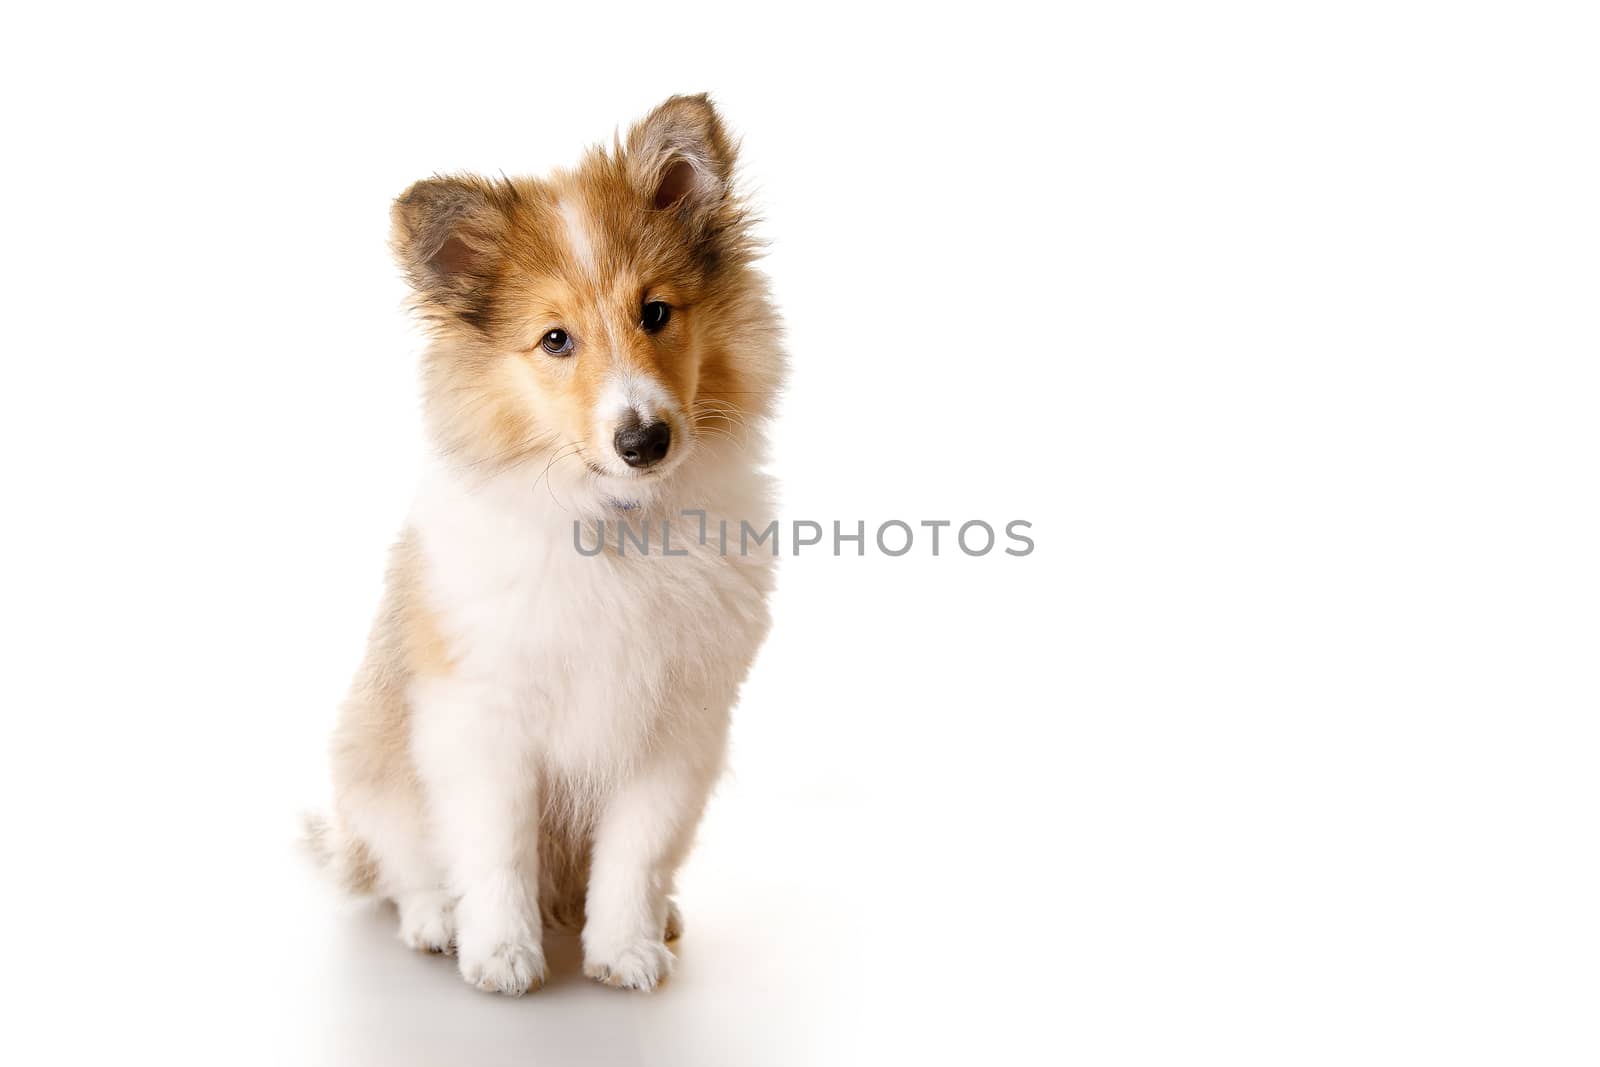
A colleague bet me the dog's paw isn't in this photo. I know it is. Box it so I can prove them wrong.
[397,892,457,955]
[663,898,683,942]
[584,937,675,991]
[458,938,547,996]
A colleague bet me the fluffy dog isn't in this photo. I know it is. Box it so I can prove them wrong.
[307,94,783,994]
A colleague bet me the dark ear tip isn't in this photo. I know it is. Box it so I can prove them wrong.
[630,94,737,186]
[664,90,714,109]
[389,176,500,290]
[649,92,725,133]
[391,180,439,233]
[394,177,462,213]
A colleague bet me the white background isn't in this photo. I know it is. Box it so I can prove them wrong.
[3,3,1596,1064]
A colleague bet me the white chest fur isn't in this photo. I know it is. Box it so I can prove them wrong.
[406,453,776,780]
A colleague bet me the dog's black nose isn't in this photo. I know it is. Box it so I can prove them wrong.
[614,419,672,469]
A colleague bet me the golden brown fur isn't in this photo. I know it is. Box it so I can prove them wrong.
[316,98,783,979]
[387,94,775,476]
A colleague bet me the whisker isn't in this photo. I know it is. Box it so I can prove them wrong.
[462,429,563,475]
[530,442,587,510]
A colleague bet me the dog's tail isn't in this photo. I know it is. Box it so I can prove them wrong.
[299,810,380,897]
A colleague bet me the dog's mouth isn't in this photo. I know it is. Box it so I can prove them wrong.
[579,453,672,514]
[584,460,664,480]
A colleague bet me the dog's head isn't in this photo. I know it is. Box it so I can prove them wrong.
[391,95,773,504]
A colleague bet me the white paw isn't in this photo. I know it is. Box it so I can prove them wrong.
[397,892,457,955]
[584,937,675,991]
[458,938,546,996]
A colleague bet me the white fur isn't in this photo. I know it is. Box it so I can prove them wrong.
[322,97,785,997]
[558,197,597,277]
[595,369,672,426]
[593,371,678,481]
[556,196,623,366]
[377,437,774,993]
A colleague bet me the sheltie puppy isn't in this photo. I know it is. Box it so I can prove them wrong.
[307,94,784,994]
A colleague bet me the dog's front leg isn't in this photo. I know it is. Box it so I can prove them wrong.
[412,680,546,995]
[582,747,719,990]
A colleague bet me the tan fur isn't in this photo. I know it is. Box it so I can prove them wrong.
[325,534,434,885]
[330,95,766,825]
[318,99,782,966]
[301,811,379,895]
[387,94,775,477]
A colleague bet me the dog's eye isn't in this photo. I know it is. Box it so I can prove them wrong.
[641,301,672,333]
[540,329,574,356]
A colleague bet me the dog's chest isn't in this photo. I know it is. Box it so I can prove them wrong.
[409,469,773,762]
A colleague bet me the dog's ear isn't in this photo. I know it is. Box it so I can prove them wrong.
[626,94,739,219]
[391,177,505,327]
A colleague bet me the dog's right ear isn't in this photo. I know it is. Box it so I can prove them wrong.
[391,177,505,328]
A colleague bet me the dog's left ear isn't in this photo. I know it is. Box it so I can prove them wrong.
[626,94,739,218]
